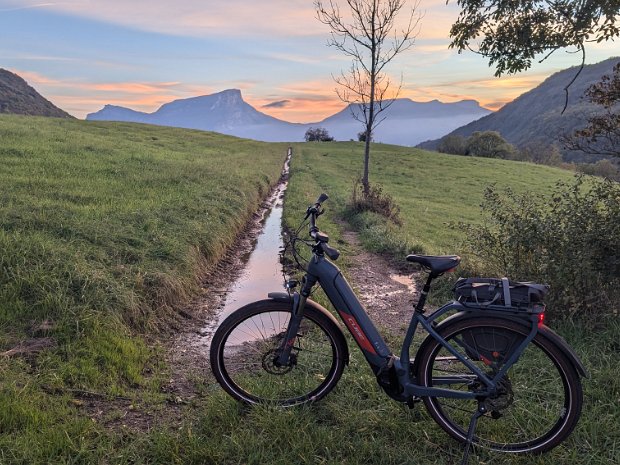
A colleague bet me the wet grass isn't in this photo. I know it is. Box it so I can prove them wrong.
[283,141,576,255]
[272,141,619,465]
[1,121,617,465]
[0,115,286,463]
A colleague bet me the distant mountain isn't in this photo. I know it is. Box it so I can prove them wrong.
[418,57,619,161]
[323,98,491,146]
[88,89,306,142]
[0,69,72,118]
[87,89,491,145]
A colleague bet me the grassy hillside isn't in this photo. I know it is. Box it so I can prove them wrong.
[272,142,619,465]
[1,121,617,465]
[283,141,575,256]
[146,142,615,465]
[0,115,286,461]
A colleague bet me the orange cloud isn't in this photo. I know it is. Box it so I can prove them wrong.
[251,96,345,123]
[11,69,215,117]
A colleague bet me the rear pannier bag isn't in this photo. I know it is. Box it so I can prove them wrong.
[453,277,548,309]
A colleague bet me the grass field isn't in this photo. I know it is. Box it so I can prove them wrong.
[284,141,577,255]
[1,119,618,464]
[0,115,287,462]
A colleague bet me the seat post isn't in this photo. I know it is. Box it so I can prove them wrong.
[414,273,435,313]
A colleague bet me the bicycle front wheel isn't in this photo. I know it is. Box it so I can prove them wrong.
[415,316,582,453]
[210,299,347,406]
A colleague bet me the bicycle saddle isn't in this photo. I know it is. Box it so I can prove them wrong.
[406,254,461,274]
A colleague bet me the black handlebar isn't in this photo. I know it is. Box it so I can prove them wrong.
[318,242,340,260]
[305,193,340,260]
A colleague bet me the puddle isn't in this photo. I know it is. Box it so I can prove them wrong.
[196,151,291,343]
[389,274,417,294]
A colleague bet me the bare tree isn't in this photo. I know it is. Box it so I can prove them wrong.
[315,0,421,194]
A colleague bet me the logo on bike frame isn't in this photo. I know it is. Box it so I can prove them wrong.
[338,311,377,355]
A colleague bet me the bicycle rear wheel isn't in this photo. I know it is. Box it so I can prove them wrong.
[415,316,582,453]
[210,299,347,406]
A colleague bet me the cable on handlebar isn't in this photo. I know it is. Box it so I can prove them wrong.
[280,194,339,282]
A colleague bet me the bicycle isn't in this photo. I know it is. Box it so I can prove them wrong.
[210,194,587,464]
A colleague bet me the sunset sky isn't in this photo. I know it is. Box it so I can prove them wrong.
[1,0,617,121]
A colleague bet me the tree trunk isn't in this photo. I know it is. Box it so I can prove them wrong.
[363,5,377,197]
[362,124,371,195]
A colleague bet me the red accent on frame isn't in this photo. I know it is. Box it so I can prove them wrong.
[337,311,377,355]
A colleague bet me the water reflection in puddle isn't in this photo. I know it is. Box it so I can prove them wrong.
[218,188,286,319]
[198,156,290,344]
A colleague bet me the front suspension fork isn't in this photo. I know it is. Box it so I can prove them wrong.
[276,274,317,366]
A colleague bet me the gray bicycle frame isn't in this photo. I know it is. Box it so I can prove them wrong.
[283,252,538,401]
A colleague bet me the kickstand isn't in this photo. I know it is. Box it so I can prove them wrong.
[460,405,486,465]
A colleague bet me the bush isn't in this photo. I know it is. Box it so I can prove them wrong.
[576,159,620,181]
[465,131,517,158]
[459,176,620,320]
[357,130,373,142]
[437,134,467,155]
[349,178,402,226]
[514,142,563,166]
[304,127,334,142]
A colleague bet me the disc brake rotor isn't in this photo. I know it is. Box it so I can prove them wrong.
[262,349,297,375]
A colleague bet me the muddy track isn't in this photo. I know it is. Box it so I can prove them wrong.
[165,213,424,407]
[337,226,422,339]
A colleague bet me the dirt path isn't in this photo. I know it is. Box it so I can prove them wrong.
[166,218,423,403]
[92,210,423,431]
[337,226,421,338]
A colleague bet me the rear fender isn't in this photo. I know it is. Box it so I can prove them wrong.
[413,311,588,378]
[268,292,350,365]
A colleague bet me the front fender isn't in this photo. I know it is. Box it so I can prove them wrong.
[267,292,350,365]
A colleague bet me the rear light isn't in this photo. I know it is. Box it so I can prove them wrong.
[538,312,545,328]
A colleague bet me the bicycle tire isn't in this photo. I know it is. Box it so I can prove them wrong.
[415,316,582,453]
[210,299,347,406]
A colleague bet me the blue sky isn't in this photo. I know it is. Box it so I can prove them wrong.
[1,0,617,120]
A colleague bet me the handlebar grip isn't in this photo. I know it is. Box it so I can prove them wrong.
[315,193,328,206]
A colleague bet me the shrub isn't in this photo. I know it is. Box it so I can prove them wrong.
[576,159,620,181]
[357,130,372,142]
[515,142,563,166]
[437,134,467,155]
[465,131,517,158]
[304,127,334,142]
[459,176,620,320]
[349,178,402,226]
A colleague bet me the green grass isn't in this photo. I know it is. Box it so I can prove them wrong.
[284,141,576,255]
[0,115,287,463]
[1,121,618,465]
[270,142,619,465]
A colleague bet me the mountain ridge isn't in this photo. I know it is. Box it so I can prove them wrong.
[417,57,619,161]
[87,90,491,145]
[0,68,73,118]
